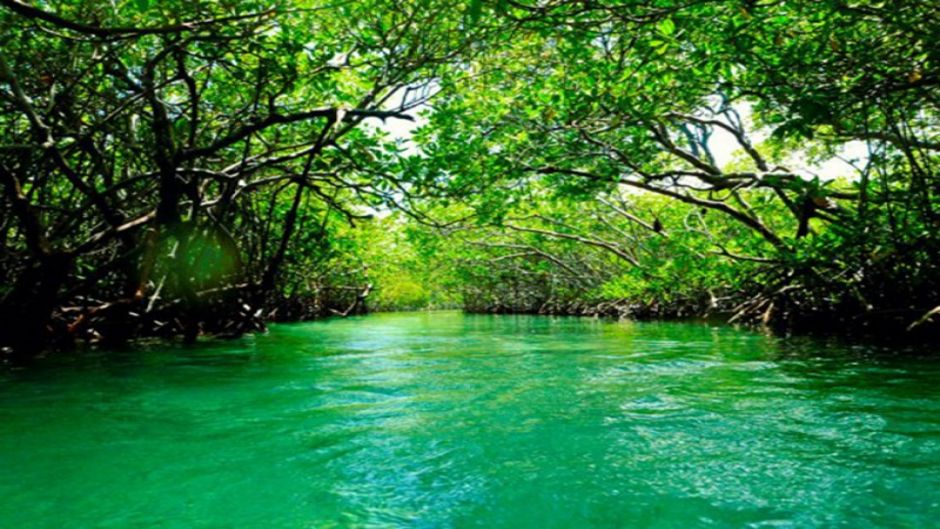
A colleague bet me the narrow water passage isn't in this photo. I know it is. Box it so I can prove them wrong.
[1,312,938,528]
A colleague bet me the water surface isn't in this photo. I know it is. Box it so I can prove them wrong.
[1,312,939,528]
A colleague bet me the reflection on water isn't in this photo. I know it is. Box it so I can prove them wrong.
[1,312,938,528]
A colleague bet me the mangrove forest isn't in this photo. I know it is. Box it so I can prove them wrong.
[1,0,939,527]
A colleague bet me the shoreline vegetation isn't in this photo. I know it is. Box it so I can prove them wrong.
[1,0,937,360]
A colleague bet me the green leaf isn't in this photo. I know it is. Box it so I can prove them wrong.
[468,0,483,23]
[658,18,675,36]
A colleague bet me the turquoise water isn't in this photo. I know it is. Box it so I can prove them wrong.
[1,312,939,528]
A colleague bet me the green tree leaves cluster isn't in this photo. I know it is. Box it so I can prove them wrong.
[0,0,486,355]
[400,0,938,334]
[1,0,937,356]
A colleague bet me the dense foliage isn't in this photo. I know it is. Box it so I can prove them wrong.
[1,0,937,357]
[0,0,483,356]
[402,0,939,337]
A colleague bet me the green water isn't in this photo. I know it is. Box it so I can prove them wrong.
[1,313,939,528]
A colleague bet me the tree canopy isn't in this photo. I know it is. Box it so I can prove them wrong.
[1,0,937,357]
